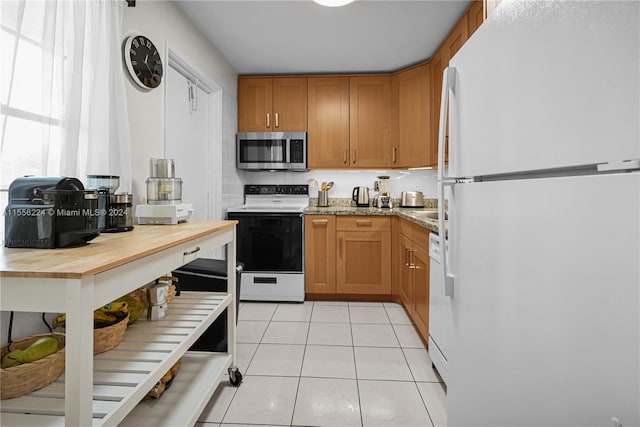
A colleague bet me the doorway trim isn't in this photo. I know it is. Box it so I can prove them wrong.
[164,44,223,223]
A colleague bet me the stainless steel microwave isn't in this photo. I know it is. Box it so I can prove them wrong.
[236,132,307,171]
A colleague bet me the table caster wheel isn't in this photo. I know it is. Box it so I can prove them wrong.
[229,366,243,386]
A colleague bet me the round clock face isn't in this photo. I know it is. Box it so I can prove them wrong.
[124,34,163,89]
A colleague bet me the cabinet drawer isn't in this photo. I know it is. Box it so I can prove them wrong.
[336,216,390,232]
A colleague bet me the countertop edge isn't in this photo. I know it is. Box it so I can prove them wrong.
[304,206,441,234]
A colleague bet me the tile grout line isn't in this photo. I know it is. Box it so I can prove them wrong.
[289,300,315,426]
[386,304,438,427]
[348,303,365,427]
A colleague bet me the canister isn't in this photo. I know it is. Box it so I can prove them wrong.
[106,193,134,232]
[317,190,329,207]
[149,158,176,178]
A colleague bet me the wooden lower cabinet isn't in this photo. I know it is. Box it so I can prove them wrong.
[305,215,337,294]
[397,234,413,309]
[336,216,391,295]
[394,218,431,343]
[410,243,430,340]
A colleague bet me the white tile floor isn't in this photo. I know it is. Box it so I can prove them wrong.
[196,301,447,427]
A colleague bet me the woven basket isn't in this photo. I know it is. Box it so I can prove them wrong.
[94,313,129,355]
[0,332,66,399]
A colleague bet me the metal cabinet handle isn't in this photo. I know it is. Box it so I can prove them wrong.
[312,219,329,225]
[275,112,279,128]
[266,112,270,128]
[408,249,416,269]
[404,248,409,267]
[338,237,343,259]
[352,149,357,164]
[344,148,348,164]
[183,246,201,256]
[355,219,372,226]
[393,147,397,163]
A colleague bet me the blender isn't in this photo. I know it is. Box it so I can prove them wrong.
[374,175,392,208]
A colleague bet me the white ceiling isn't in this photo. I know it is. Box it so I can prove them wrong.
[175,0,473,75]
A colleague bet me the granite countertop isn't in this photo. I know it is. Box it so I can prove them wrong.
[305,198,446,234]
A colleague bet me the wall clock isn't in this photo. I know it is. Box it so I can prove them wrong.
[123,34,163,90]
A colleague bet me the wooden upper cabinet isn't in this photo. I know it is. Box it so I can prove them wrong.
[238,78,272,132]
[349,76,392,168]
[307,76,350,169]
[395,63,432,168]
[467,0,484,37]
[447,13,469,59]
[273,77,307,131]
[430,49,446,166]
[238,77,307,132]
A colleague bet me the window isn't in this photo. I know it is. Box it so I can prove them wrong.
[1,1,65,240]
[0,0,131,243]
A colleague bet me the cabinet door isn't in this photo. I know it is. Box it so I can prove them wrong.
[447,14,469,58]
[308,76,350,168]
[396,63,431,168]
[273,77,307,131]
[398,233,413,312]
[238,77,273,132]
[337,230,391,294]
[304,216,336,294]
[411,243,430,342]
[430,49,446,167]
[349,76,392,168]
[467,0,484,37]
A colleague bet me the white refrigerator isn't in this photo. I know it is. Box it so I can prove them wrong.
[436,1,640,426]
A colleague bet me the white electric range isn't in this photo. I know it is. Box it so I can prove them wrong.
[226,185,308,302]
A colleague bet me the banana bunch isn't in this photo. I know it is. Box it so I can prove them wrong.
[52,301,129,330]
[1,337,59,369]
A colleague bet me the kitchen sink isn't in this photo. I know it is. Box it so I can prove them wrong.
[407,210,447,221]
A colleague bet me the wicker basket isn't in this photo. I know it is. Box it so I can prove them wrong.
[93,313,129,355]
[0,332,66,399]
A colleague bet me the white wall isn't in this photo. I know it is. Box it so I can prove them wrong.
[1,1,242,347]
[123,0,239,205]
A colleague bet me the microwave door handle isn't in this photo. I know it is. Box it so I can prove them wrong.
[285,139,290,164]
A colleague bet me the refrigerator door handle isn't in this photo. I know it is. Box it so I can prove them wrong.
[438,66,456,297]
[438,180,455,297]
[437,67,456,182]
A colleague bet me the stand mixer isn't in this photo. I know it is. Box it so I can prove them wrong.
[373,175,392,208]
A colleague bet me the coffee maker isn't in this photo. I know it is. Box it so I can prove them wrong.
[373,175,392,209]
[4,176,100,248]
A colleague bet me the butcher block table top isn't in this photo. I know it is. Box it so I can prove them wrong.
[0,220,237,279]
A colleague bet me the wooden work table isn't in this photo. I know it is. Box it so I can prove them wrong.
[0,220,238,427]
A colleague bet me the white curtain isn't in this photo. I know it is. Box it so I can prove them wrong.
[0,0,132,195]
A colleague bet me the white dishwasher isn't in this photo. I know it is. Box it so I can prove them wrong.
[428,232,451,385]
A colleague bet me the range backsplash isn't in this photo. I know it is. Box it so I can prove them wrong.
[237,169,438,199]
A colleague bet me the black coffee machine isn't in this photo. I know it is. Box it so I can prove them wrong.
[4,176,100,248]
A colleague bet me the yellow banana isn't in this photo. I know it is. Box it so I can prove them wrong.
[99,302,129,313]
[52,306,128,329]
[15,337,58,364]
[1,349,24,368]
[52,314,66,329]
